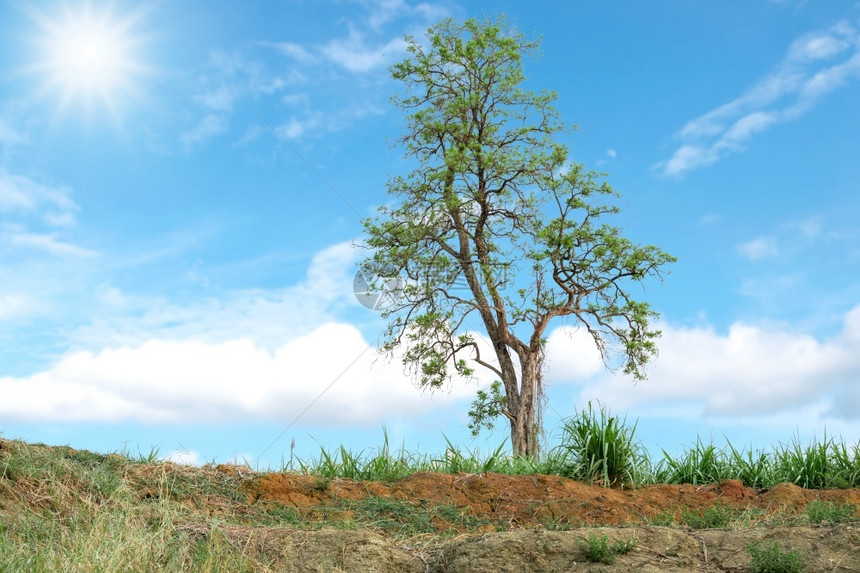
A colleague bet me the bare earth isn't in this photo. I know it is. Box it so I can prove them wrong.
[228,470,860,572]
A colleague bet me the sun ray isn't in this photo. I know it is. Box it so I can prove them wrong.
[24,2,151,124]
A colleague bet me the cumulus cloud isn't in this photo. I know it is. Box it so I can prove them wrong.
[71,241,361,351]
[0,322,488,425]
[545,326,605,382]
[571,305,860,422]
[656,20,860,177]
[0,238,502,426]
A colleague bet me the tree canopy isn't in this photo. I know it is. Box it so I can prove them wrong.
[361,16,675,458]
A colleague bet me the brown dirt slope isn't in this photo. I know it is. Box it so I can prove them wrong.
[203,523,860,572]
[3,438,860,572]
[243,470,860,528]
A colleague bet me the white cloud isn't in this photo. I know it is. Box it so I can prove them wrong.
[656,20,860,177]
[567,305,860,423]
[198,49,295,109]
[275,116,317,140]
[182,49,304,146]
[7,231,97,257]
[356,0,450,31]
[0,294,47,320]
[267,103,383,142]
[0,117,28,148]
[267,42,318,65]
[791,216,823,240]
[737,236,779,261]
[180,113,229,147]
[321,29,409,72]
[183,2,445,147]
[266,1,444,73]
[165,449,202,465]
[365,0,408,29]
[0,239,507,425]
[0,322,484,424]
[788,22,855,62]
[545,326,605,382]
[0,170,78,224]
[70,241,361,351]
[0,173,90,261]
[606,149,617,158]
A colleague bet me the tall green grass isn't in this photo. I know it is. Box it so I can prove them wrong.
[266,405,860,490]
[295,429,554,481]
[285,406,860,490]
[549,401,645,486]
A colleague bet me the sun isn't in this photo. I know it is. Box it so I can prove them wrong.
[27,3,149,121]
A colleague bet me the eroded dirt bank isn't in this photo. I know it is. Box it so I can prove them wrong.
[242,471,860,528]
[231,471,860,571]
[213,523,860,572]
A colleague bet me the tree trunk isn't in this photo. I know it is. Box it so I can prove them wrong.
[508,351,542,459]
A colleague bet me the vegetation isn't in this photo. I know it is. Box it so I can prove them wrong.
[284,406,860,490]
[579,532,637,564]
[1,413,858,571]
[682,503,735,529]
[551,401,645,486]
[805,499,857,524]
[362,15,674,458]
[747,541,807,573]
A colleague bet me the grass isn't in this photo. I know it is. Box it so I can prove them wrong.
[1,408,859,571]
[682,503,735,529]
[747,541,806,573]
[805,499,857,524]
[0,440,265,572]
[326,496,496,538]
[579,532,637,564]
[645,510,676,526]
[550,401,645,487]
[281,408,860,491]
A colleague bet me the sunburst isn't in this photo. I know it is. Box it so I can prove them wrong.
[25,2,150,122]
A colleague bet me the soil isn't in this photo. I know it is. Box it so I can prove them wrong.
[242,471,860,528]
[234,471,860,572]
[4,436,860,572]
[216,523,859,572]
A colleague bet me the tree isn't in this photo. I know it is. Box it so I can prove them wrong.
[361,17,675,459]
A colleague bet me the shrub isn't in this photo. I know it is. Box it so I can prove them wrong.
[747,541,806,573]
[579,532,637,564]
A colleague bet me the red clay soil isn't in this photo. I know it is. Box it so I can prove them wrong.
[242,471,860,528]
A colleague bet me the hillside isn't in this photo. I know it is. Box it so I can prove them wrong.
[1,437,859,571]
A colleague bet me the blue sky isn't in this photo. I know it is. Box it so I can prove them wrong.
[1,0,859,468]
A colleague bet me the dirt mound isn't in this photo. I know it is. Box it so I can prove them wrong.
[243,471,860,528]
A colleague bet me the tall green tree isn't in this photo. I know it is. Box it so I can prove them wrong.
[361,17,675,458]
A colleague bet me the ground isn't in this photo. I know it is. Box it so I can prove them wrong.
[2,439,859,571]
